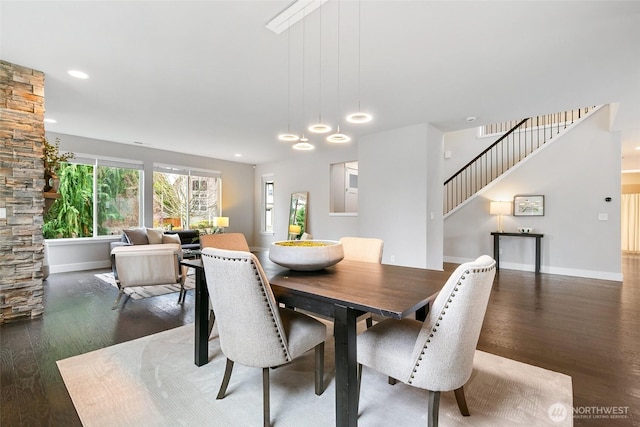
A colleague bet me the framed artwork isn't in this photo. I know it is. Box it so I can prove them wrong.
[513,195,544,216]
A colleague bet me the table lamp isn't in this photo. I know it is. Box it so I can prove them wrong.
[288,224,301,240]
[489,201,511,232]
[212,216,229,233]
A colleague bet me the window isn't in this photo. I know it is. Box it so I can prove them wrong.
[153,164,221,231]
[262,175,274,233]
[43,157,142,238]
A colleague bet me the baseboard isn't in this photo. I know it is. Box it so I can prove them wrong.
[50,260,111,274]
[443,256,622,282]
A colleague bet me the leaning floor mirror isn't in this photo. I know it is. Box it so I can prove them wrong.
[289,192,308,240]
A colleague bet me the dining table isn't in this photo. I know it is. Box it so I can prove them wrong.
[181,252,451,427]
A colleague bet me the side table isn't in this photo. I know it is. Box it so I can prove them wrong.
[491,232,544,273]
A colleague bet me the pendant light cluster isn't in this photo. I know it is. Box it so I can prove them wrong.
[276,0,373,151]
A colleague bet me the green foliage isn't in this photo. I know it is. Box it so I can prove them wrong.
[295,205,306,235]
[43,164,93,238]
[96,167,139,235]
[43,137,74,174]
[43,164,140,238]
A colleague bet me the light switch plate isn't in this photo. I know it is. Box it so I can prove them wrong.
[598,213,608,221]
[0,208,6,219]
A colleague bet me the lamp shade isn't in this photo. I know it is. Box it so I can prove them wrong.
[288,224,301,235]
[490,201,511,215]
[213,216,229,227]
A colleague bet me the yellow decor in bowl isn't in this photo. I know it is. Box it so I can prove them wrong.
[269,240,344,271]
[275,241,331,247]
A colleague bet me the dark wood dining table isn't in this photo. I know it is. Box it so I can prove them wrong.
[181,252,450,427]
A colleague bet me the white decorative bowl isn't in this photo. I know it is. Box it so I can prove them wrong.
[518,227,533,234]
[269,240,344,271]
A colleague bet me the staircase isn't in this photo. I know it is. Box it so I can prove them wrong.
[443,106,599,215]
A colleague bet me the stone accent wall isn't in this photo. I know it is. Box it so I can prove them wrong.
[0,60,46,323]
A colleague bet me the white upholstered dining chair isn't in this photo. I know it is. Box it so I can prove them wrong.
[356,255,496,427]
[199,233,251,336]
[201,247,327,427]
[339,236,384,263]
[339,236,384,327]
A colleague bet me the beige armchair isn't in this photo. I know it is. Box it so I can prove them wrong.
[201,248,327,427]
[357,255,496,427]
[110,244,185,309]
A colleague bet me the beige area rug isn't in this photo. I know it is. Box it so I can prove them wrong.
[94,272,195,300]
[57,325,573,426]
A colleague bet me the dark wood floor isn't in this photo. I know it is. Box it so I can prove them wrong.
[1,253,638,426]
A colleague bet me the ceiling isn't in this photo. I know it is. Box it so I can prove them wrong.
[2,1,639,167]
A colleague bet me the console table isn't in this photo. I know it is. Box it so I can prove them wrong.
[491,232,544,273]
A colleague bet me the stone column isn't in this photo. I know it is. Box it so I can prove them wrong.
[0,60,46,323]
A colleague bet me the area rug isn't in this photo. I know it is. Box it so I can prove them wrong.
[94,272,195,300]
[57,325,573,426]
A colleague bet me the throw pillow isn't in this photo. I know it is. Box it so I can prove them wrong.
[146,228,164,244]
[123,228,149,245]
[162,233,181,245]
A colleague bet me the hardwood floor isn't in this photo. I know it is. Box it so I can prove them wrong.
[1,253,638,426]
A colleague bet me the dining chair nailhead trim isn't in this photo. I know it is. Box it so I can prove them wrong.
[408,263,496,385]
[409,271,467,384]
[205,252,291,362]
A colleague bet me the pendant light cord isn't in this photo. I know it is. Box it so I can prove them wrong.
[357,0,361,111]
[287,20,292,133]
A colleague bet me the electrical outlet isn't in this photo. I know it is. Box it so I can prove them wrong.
[0,208,6,219]
[390,255,396,263]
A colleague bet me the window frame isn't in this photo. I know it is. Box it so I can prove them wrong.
[43,154,144,239]
[261,174,275,235]
[153,163,222,230]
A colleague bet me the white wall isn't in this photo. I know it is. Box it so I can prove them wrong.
[358,123,444,270]
[253,144,359,250]
[443,106,622,280]
[255,123,445,270]
[443,127,499,179]
[46,132,254,273]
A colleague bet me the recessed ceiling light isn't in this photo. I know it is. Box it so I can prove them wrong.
[44,118,57,124]
[466,116,477,122]
[234,153,242,157]
[635,146,640,151]
[68,70,89,79]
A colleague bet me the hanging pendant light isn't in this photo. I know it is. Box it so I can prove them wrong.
[278,19,300,142]
[293,134,315,150]
[308,3,331,134]
[326,125,351,143]
[346,0,372,125]
[327,0,351,144]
